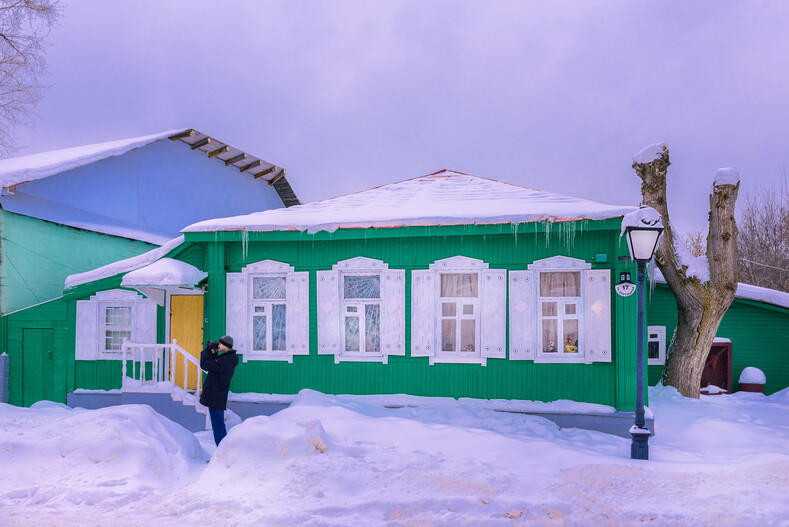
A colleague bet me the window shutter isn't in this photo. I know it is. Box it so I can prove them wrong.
[411,269,436,357]
[75,300,99,360]
[382,269,406,356]
[226,273,249,354]
[286,271,310,355]
[135,299,158,343]
[316,270,340,354]
[480,269,507,359]
[584,269,612,363]
[508,270,536,360]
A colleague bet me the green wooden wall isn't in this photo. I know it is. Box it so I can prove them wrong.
[195,222,641,411]
[647,284,789,395]
[0,210,157,315]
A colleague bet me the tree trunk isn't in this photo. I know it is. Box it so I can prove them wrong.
[633,145,739,398]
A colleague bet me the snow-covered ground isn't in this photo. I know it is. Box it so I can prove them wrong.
[2,386,788,526]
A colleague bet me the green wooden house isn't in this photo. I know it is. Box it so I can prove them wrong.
[5,170,663,418]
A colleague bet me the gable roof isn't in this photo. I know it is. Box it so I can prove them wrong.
[182,170,638,234]
[0,128,300,208]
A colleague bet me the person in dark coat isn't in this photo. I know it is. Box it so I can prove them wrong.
[199,335,239,446]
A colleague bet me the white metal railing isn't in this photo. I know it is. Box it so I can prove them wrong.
[121,340,202,399]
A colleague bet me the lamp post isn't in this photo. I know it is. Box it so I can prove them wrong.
[624,217,663,460]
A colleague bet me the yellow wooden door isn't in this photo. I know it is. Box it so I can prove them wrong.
[170,295,204,390]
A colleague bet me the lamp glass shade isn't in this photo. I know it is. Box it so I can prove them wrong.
[625,227,662,262]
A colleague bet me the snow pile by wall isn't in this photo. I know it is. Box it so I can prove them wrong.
[182,171,638,234]
[0,129,187,189]
[0,402,204,506]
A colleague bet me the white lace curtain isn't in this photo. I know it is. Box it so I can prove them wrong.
[539,271,581,297]
[440,273,478,298]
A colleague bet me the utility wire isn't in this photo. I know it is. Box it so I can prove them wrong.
[739,258,789,273]
[0,243,41,304]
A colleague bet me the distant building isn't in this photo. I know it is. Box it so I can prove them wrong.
[0,128,298,315]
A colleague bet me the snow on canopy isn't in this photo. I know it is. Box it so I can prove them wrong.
[714,167,740,187]
[0,128,188,189]
[120,258,207,287]
[182,170,638,234]
[633,142,667,164]
[65,236,185,289]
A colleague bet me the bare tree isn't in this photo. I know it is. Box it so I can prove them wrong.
[0,0,60,156]
[682,230,706,258]
[633,144,739,398]
[737,176,789,292]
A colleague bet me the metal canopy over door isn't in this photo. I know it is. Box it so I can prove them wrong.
[22,328,55,406]
[170,295,204,390]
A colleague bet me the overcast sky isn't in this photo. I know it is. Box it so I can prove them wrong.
[15,1,789,234]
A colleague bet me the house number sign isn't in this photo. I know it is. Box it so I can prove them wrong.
[615,272,636,297]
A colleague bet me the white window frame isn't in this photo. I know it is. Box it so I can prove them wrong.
[317,257,406,364]
[250,275,288,354]
[411,255,507,366]
[647,325,666,365]
[529,256,591,364]
[226,259,310,362]
[100,303,134,355]
[340,272,383,358]
[438,272,481,359]
[75,289,157,361]
[536,271,584,362]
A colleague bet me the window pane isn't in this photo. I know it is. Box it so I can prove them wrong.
[272,304,286,351]
[542,319,558,352]
[460,320,475,352]
[344,275,380,299]
[565,303,577,315]
[462,304,474,315]
[441,319,456,351]
[542,302,557,316]
[563,320,579,353]
[540,272,581,297]
[365,304,380,353]
[440,273,478,297]
[345,316,360,351]
[442,302,456,316]
[253,315,267,351]
[105,306,132,326]
[254,305,266,313]
[253,277,286,300]
[648,341,660,359]
[105,330,131,351]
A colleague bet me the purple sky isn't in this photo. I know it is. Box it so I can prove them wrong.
[14,1,789,235]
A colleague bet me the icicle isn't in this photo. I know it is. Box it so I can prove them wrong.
[544,221,551,248]
[242,230,249,260]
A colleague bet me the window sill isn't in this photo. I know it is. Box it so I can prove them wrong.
[334,354,388,364]
[534,355,588,364]
[429,356,487,366]
[242,353,294,363]
[647,359,665,366]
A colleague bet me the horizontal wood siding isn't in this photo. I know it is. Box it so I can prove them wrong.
[215,223,632,408]
[647,284,789,395]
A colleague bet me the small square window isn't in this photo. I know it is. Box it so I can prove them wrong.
[442,303,456,316]
[344,275,380,299]
[253,277,286,300]
[462,304,474,315]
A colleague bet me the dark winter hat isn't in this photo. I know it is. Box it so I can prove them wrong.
[219,335,234,348]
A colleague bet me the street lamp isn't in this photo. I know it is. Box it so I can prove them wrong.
[623,207,664,460]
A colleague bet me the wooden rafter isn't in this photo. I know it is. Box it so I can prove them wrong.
[207,145,229,159]
[168,129,194,141]
[224,153,247,166]
[268,168,286,185]
[191,137,211,150]
[253,166,276,179]
[239,159,262,172]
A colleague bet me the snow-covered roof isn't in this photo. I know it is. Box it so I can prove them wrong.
[0,129,186,188]
[65,236,185,289]
[182,170,638,234]
[654,271,789,311]
[120,258,207,288]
